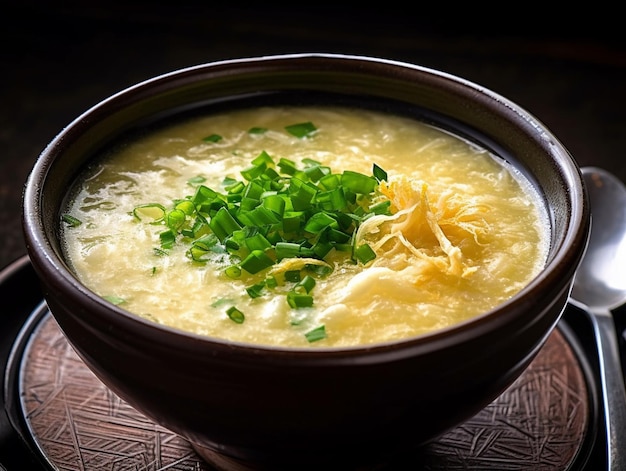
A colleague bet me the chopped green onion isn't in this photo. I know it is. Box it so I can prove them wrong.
[252,150,274,166]
[369,200,391,215]
[241,162,267,181]
[239,249,274,274]
[225,265,242,278]
[61,214,82,227]
[305,263,333,277]
[246,282,266,298]
[166,209,186,231]
[316,188,347,211]
[282,212,303,233]
[248,126,267,134]
[290,179,317,211]
[188,245,209,261]
[134,129,394,341]
[175,200,196,216]
[159,230,176,249]
[278,157,298,175]
[341,170,377,194]
[226,306,245,323]
[133,204,166,222]
[287,291,313,308]
[187,175,207,185]
[237,206,280,227]
[326,228,351,243]
[294,275,316,294]
[373,163,388,182]
[284,270,302,283]
[275,242,304,260]
[153,247,168,257]
[202,134,222,143]
[209,207,242,242]
[304,212,337,233]
[211,298,234,308]
[285,121,317,138]
[103,295,125,305]
[304,164,329,182]
[262,194,286,216]
[305,325,326,343]
[354,243,377,264]
[245,233,272,252]
[265,275,278,289]
[221,176,238,187]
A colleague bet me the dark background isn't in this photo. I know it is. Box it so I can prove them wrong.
[1,5,626,469]
[2,4,626,273]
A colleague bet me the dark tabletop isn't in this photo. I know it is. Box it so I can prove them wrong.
[2,4,626,273]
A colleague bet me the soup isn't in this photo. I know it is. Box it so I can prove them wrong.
[61,106,550,347]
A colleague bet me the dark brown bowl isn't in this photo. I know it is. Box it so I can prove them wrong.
[22,53,589,470]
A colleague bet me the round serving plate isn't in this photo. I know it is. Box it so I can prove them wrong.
[1,256,602,470]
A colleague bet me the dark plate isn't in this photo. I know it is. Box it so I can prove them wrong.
[0,257,48,470]
[0,256,606,470]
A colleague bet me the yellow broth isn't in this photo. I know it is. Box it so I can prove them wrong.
[61,106,550,347]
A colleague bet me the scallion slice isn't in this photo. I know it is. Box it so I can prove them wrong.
[287,291,313,309]
[285,121,317,138]
[133,204,166,223]
[187,175,207,186]
[61,214,83,227]
[134,124,395,342]
[294,275,316,294]
[373,163,388,182]
[248,126,267,134]
[240,250,274,275]
[354,243,377,265]
[304,325,326,343]
[226,306,245,323]
[246,282,266,298]
[159,230,176,249]
[103,295,125,305]
[202,134,222,143]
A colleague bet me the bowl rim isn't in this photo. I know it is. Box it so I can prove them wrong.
[22,52,590,358]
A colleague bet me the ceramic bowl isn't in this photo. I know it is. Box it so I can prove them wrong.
[22,53,589,470]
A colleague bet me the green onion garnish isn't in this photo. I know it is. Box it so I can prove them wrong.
[354,243,377,265]
[248,126,267,135]
[61,214,83,227]
[305,325,326,343]
[202,134,222,143]
[225,265,242,278]
[226,306,245,323]
[133,122,393,341]
[287,291,314,309]
[187,175,207,186]
[285,121,317,138]
[103,295,125,305]
[159,230,176,249]
[294,275,316,294]
[373,163,388,182]
[246,282,266,298]
[132,204,166,222]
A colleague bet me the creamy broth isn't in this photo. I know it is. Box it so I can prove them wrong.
[62,106,550,347]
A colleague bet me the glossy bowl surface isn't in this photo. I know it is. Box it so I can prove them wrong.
[22,53,589,470]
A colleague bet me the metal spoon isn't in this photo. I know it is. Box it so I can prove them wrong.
[570,166,626,470]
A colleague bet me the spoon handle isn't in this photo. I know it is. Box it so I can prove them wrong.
[588,307,626,471]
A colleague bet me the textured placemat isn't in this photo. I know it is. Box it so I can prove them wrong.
[18,310,591,470]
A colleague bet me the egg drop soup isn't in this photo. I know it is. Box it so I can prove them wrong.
[61,106,550,347]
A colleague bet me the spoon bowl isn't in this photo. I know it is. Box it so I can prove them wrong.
[570,166,626,471]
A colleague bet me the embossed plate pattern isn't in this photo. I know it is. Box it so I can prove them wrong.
[2,257,600,470]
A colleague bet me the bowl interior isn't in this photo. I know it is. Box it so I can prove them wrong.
[25,53,587,353]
